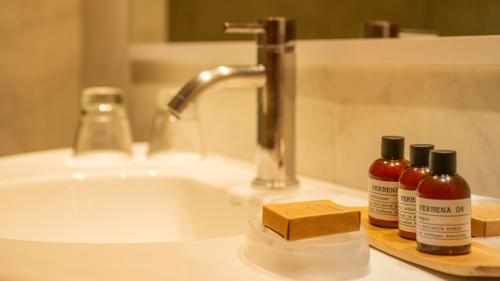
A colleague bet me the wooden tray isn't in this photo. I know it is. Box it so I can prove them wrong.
[357,207,500,277]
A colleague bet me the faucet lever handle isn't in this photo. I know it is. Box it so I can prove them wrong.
[223,22,265,34]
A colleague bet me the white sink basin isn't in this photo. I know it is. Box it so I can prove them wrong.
[0,174,247,243]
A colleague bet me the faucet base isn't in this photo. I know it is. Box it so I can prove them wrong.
[252,177,300,190]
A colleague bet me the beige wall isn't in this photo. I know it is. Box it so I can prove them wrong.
[0,0,81,156]
[0,0,129,156]
[129,0,168,42]
[83,0,129,89]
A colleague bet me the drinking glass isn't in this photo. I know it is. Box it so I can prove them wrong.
[73,87,133,160]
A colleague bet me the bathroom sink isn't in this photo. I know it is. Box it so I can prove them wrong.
[0,145,270,281]
[0,145,257,244]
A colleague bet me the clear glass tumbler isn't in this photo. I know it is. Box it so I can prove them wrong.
[147,88,204,160]
[73,87,133,160]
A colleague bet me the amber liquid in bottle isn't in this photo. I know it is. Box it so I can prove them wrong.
[368,136,409,228]
[398,144,434,240]
[416,150,471,255]
[399,167,430,239]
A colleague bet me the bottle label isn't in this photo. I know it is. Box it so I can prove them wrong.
[398,188,417,233]
[416,197,471,247]
[368,179,399,221]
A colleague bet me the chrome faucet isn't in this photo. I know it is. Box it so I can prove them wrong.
[168,17,298,189]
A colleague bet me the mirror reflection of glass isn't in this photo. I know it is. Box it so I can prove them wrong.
[147,88,204,161]
[130,0,500,42]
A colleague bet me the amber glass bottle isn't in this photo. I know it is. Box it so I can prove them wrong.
[369,136,409,228]
[416,150,471,255]
[398,144,434,240]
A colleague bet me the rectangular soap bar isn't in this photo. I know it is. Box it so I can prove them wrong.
[262,199,361,240]
[472,205,500,237]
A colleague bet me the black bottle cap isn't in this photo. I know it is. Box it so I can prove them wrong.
[381,136,404,159]
[429,150,456,174]
[410,144,434,166]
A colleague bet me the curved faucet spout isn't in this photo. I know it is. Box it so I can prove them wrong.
[165,17,297,189]
[168,65,266,116]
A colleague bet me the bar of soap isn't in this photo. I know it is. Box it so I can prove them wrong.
[472,205,500,237]
[262,199,361,240]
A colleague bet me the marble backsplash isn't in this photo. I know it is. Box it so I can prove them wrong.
[129,38,500,198]
[296,63,500,198]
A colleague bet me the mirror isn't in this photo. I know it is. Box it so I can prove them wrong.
[130,0,500,42]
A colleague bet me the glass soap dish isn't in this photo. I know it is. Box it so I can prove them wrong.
[242,212,370,281]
